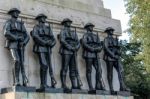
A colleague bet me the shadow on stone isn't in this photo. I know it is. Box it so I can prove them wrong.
[1,86,36,94]
[88,90,111,95]
[36,88,64,93]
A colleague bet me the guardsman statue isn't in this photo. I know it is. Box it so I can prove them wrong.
[4,8,30,86]
[81,23,105,91]
[31,14,57,89]
[59,18,82,90]
[104,27,130,91]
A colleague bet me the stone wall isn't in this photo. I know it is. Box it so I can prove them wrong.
[0,0,122,91]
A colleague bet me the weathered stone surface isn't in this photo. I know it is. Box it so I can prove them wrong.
[1,92,15,99]
[15,92,27,99]
[96,95,106,99]
[71,94,83,99]
[82,94,96,99]
[105,95,118,99]
[118,96,134,99]
[0,0,121,34]
[0,92,134,99]
[28,93,45,99]
[45,93,56,99]
[0,0,109,17]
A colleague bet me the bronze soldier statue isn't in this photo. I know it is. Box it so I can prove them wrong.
[81,23,105,91]
[31,14,57,89]
[104,27,130,91]
[59,18,81,90]
[4,8,30,86]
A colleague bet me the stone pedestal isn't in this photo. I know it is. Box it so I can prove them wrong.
[1,86,36,94]
[0,92,134,99]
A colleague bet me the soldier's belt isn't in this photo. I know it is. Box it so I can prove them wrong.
[13,34,24,39]
[39,34,51,37]
[66,39,76,42]
[39,35,52,39]
[10,29,20,31]
[67,43,77,46]
[87,43,100,47]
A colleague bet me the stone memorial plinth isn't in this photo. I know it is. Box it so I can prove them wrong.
[0,92,133,99]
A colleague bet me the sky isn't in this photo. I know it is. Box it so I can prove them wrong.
[103,0,130,40]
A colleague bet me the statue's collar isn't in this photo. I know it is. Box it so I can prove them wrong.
[87,31,93,34]
[64,27,71,31]
[10,18,18,22]
[37,23,46,28]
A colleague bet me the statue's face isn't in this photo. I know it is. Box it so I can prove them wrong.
[64,21,72,27]
[108,30,114,35]
[39,17,46,23]
[11,11,19,18]
[87,26,93,32]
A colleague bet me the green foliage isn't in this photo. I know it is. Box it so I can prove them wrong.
[121,0,150,97]
[124,0,150,72]
[120,41,150,95]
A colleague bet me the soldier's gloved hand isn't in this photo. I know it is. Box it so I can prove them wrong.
[70,47,75,51]
[95,47,101,52]
[71,47,76,51]
[89,48,95,52]
[66,45,73,50]
[74,46,79,51]
[46,40,52,46]
[18,36,24,41]
[20,42,25,47]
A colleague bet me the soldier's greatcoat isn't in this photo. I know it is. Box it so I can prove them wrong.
[82,31,102,59]
[104,36,117,61]
[59,28,80,54]
[4,19,29,49]
[32,24,56,53]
